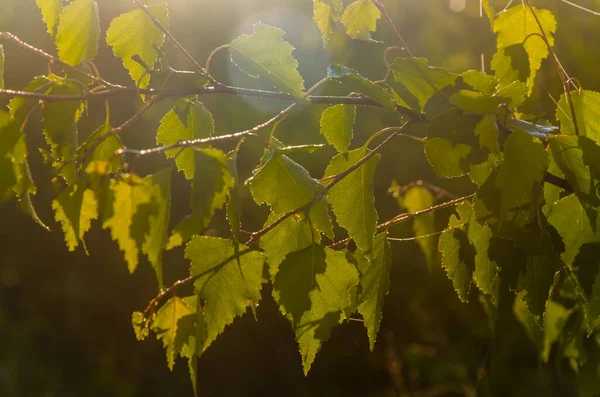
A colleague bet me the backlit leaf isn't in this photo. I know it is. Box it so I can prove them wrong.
[388,57,458,112]
[52,180,98,252]
[323,148,379,252]
[320,104,355,153]
[468,215,499,302]
[492,5,556,94]
[423,138,471,178]
[341,0,380,41]
[439,202,475,302]
[167,149,234,249]
[185,236,265,351]
[151,296,195,370]
[157,100,214,179]
[542,300,572,362]
[327,64,396,110]
[496,129,548,221]
[230,23,305,99]
[357,232,391,349]
[273,244,358,374]
[55,0,99,66]
[36,0,62,37]
[106,3,169,89]
[399,186,436,270]
[523,249,560,320]
[556,89,600,145]
[313,0,343,47]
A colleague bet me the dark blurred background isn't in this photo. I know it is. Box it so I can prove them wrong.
[1,0,599,396]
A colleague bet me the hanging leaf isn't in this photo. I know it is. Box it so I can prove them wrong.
[492,5,556,94]
[357,232,391,349]
[42,81,85,184]
[423,138,472,178]
[52,180,98,252]
[225,150,241,237]
[468,216,499,302]
[313,0,343,47]
[461,70,499,94]
[260,214,316,279]
[55,0,100,66]
[36,0,62,37]
[439,202,476,302]
[151,296,195,370]
[323,148,379,252]
[542,300,573,363]
[320,104,355,153]
[522,249,561,320]
[273,244,359,374]
[229,23,306,100]
[78,124,122,174]
[341,0,380,41]
[185,236,265,351]
[141,168,171,289]
[388,57,458,113]
[327,65,396,110]
[397,186,436,270]
[549,135,600,207]
[106,2,169,89]
[157,100,214,179]
[556,89,600,145]
[496,129,548,221]
[167,149,234,249]
[248,151,331,237]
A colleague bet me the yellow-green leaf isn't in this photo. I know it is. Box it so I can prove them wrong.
[186,237,265,352]
[400,186,436,269]
[55,0,99,66]
[313,0,343,47]
[341,0,380,41]
[556,89,600,145]
[151,296,195,370]
[320,104,355,153]
[36,0,62,37]
[106,3,169,89]
[230,23,305,100]
[52,180,98,252]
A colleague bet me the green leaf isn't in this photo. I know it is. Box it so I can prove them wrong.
[36,0,62,37]
[273,244,359,374]
[103,173,153,273]
[106,3,169,89]
[225,151,241,237]
[482,0,495,26]
[556,89,600,144]
[313,0,343,47]
[151,296,195,370]
[0,45,4,89]
[341,0,380,41]
[248,151,331,237]
[320,104,355,153]
[423,138,472,178]
[357,232,391,349]
[496,129,548,221]
[55,0,99,66]
[185,237,265,351]
[475,114,501,154]
[78,124,122,174]
[42,81,84,184]
[468,215,499,302]
[260,214,315,279]
[52,180,98,252]
[132,311,149,341]
[388,57,458,112]
[548,194,599,268]
[229,23,305,100]
[8,76,51,122]
[523,250,560,320]
[542,300,572,363]
[439,202,475,302]
[157,100,214,179]
[327,65,396,110]
[461,70,499,94]
[167,149,234,249]
[323,148,379,252]
[398,186,436,270]
[492,5,556,94]
[141,168,171,289]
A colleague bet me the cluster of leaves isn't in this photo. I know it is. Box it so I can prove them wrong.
[1,0,600,394]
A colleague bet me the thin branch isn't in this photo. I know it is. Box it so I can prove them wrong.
[328,193,476,250]
[119,103,296,156]
[371,0,414,58]
[131,0,207,75]
[0,32,122,88]
[559,0,600,16]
